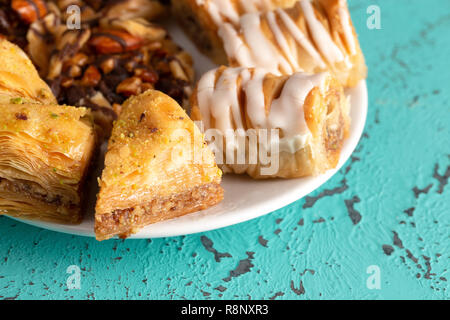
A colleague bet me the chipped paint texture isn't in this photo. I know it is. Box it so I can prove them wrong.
[0,0,449,300]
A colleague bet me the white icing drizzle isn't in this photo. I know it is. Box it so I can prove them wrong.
[218,23,255,67]
[243,68,268,128]
[276,8,326,69]
[338,5,357,55]
[196,68,217,128]
[196,0,277,26]
[196,67,330,153]
[205,68,244,133]
[240,13,292,74]
[240,0,273,13]
[269,72,326,137]
[278,134,311,153]
[299,0,344,64]
[217,0,356,74]
[266,11,302,71]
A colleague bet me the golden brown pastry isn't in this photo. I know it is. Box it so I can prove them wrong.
[0,39,56,104]
[95,90,224,240]
[0,39,96,224]
[173,0,297,64]
[0,103,96,223]
[223,0,366,87]
[191,66,350,179]
[176,0,366,87]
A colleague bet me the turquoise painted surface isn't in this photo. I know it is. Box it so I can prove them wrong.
[0,0,449,300]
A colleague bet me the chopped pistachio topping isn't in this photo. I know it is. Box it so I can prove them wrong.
[10,97,23,104]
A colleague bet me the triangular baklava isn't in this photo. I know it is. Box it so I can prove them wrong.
[0,39,56,105]
[0,39,96,224]
[95,90,224,240]
[0,103,96,223]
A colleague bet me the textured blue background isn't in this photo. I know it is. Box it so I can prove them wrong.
[0,0,449,300]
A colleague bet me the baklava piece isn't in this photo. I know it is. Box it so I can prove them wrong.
[0,39,96,223]
[95,90,223,240]
[0,39,56,104]
[0,103,96,223]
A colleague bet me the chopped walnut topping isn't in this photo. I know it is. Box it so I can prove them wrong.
[81,65,101,87]
[116,77,143,97]
[11,0,47,24]
[100,57,116,74]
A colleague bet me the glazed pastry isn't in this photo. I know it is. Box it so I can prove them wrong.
[0,39,56,105]
[191,66,350,179]
[95,90,224,240]
[176,0,366,87]
[221,0,366,87]
[0,1,194,139]
[0,103,96,223]
[173,0,297,64]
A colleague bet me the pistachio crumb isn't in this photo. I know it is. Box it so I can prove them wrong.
[10,97,23,104]
[39,88,49,98]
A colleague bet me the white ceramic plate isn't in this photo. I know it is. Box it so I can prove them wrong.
[9,22,368,239]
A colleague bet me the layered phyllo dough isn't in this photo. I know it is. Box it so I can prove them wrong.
[0,39,96,223]
[0,39,56,104]
[0,103,96,223]
[95,90,223,240]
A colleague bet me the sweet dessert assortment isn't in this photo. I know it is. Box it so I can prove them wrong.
[191,67,350,179]
[0,39,96,223]
[0,0,194,138]
[0,0,366,239]
[95,90,224,240]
